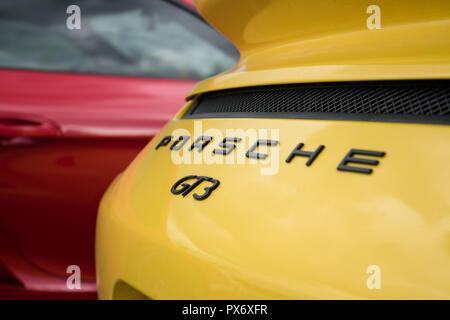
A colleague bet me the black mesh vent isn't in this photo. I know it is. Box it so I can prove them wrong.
[184,81,450,124]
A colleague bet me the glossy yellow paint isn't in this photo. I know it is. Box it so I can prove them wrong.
[189,0,450,97]
[96,0,450,299]
[97,110,450,299]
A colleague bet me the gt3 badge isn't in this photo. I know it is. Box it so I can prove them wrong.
[171,175,220,200]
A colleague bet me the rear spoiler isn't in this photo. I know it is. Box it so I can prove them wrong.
[188,0,450,98]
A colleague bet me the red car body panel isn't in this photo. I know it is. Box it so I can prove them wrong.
[0,69,193,138]
[0,69,195,298]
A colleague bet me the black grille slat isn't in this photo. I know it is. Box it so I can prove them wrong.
[184,81,450,124]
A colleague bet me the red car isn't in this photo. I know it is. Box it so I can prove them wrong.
[0,0,238,299]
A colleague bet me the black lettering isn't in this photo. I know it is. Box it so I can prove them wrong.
[171,175,220,201]
[192,176,220,200]
[246,139,279,160]
[189,136,213,152]
[170,135,190,151]
[170,175,198,195]
[338,149,385,174]
[285,143,325,166]
[155,136,172,150]
[213,137,242,155]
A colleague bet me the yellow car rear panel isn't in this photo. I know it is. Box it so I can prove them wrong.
[96,0,450,299]
[189,0,450,97]
[97,113,450,299]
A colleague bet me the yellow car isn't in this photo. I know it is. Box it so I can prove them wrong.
[96,0,450,299]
